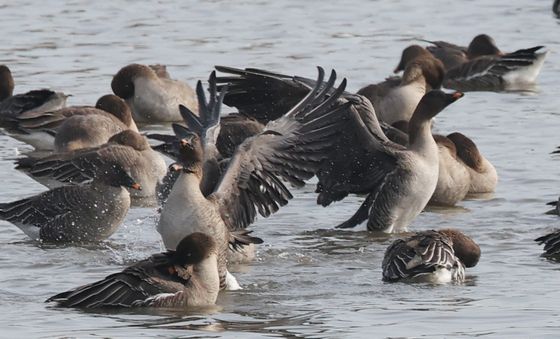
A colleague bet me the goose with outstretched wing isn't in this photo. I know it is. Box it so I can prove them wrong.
[215,66,463,233]
[158,67,348,290]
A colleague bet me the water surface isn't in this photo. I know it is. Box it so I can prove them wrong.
[0,0,559,337]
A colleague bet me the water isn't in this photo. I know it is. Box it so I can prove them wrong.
[0,0,559,337]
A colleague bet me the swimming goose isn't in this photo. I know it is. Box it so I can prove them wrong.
[416,35,548,91]
[15,130,166,203]
[0,65,68,122]
[158,67,346,289]
[420,35,499,71]
[555,0,560,17]
[358,52,445,124]
[47,232,219,308]
[111,63,197,123]
[535,230,560,256]
[446,132,497,194]
[382,229,480,283]
[0,163,141,243]
[12,94,138,151]
[428,134,471,206]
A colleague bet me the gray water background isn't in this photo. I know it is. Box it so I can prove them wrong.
[0,0,559,337]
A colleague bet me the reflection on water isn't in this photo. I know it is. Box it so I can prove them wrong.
[0,0,559,338]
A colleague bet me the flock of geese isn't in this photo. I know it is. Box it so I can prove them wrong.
[0,34,555,309]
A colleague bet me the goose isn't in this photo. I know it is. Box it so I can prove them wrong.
[214,66,463,232]
[12,94,138,151]
[358,46,445,124]
[325,91,463,231]
[111,63,197,123]
[0,65,68,122]
[0,163,141,243]
[446,132,497,194]
[382,228,481,283]
[15,130,166,203]
[378,123,471,207]
[414,35,548,91]
[148,72,265,206]
[428,134,471,206]
[46,232,219,308]
[158,67,347,289]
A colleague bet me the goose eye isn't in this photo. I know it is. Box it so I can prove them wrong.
[186,252,192,257]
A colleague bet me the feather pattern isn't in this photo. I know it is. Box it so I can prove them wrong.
[382,230,465,282]
[536,230,560,256]
[211,68,347,230]
[47,256,189,308]
[0,90,67,121]
[444,46,546,91]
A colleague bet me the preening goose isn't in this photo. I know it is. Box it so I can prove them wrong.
[47,232,220,308]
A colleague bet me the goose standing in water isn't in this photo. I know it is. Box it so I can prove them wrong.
[158,67,348,289]
[0,163,141,243]
[382,229,481,283]
[323,91,463,232]
[47,232,220,308]
[111,63,197,123]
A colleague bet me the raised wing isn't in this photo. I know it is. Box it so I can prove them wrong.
[178,71,225,150]
[210,67,347,230]
[315,93,404,208]
[215,65,317,124]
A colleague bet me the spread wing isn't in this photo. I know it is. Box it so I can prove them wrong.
[382,231,462,281]
[315,93,404,207]
[209,67,347,230]
[178,71,225,150]
[444,46,545,91]
[215,65,318,124]
[149,71,264,161]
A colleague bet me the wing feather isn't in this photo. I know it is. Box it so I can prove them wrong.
[210,68,346,230]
